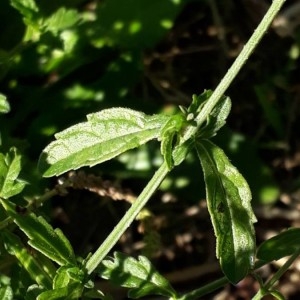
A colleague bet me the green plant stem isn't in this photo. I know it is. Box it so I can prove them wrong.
[182,0,286,141]
[84,0,286,276]
[179,260,268,300]
[85,162,169,274]
[252,248,300,300]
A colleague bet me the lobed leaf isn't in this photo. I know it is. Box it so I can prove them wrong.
[98,252,177,299]
[257,228,300,262]
[38,108,169,177]
[0,199,76,266]
[195,140,256,283]
[0,148,26,199]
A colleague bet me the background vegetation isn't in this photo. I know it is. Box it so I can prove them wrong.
[1,0,300,298]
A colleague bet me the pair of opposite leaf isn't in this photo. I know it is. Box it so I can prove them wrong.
[38,90,229,176]
[38,90,256,284]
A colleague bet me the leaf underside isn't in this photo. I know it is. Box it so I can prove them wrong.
[195,139,257,283]
[257,228,300,262]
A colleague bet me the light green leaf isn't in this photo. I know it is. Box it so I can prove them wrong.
[43,8,81,35]
[257,228,300,262]
[0,199,76,266]
[37,282,83,300]
[53,266,84,289]
[0,94,10,114]
[195,140,256,283]
[198,95,231,139]
[0,148,26,199]
[0,286,13,300]
[26,285,46,300]
[98,252,177,299]
[2,230,53,289]
[10,0,39,24]
[38,108,169,177]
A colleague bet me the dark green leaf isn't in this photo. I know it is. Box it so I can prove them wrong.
[257,228,300,262]
[53,266,84,289]
[26,285,45,300]
[188,90,212,115]
[160,114,186,170]
[38,108,169,177]
[0,148,26,199]
[0,199,76,266]
[198,94,231,139]
[195,140,256,283]
[98,252,177,299]
[2,230,53,289]
[0,94,10,114]
[37,282,83,300]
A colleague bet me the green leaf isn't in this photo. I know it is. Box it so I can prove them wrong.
[38,108,169,177]
[0,148,26,199]
[0,94,10,114]
[26,285,46,300]
[0,199,76,266]
[10,0,39,24]
[198,95,232,139]
[2,230,53,289]
[160,114,186,170]
[53,266,84,289]
[37,282,83,300]
[98,252,177,299]
[195,140,256,283]
[257,228,300,262]
[43,8,81,36]
[0,286,13,300]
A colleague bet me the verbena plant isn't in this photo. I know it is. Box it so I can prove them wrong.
[1,0,299,299]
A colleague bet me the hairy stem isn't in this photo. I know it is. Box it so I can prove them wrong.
[85,163,169,274]
[85,0,286,276]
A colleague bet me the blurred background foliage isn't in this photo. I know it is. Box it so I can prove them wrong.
[1,0,300,297]
[2,0,299,203]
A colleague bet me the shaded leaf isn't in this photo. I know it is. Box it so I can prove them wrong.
[37,282,83,300]
[2,230,53,289]
[160,114,186,170]
[0,94,10,114]
[257,228,300,262]
[0,148,26,199]
[195,140,256,283]
[26,285,46,300]
[0,199,76,266]
[53,266,84,289]
[98,252,177,299]
[38,108,169,177]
